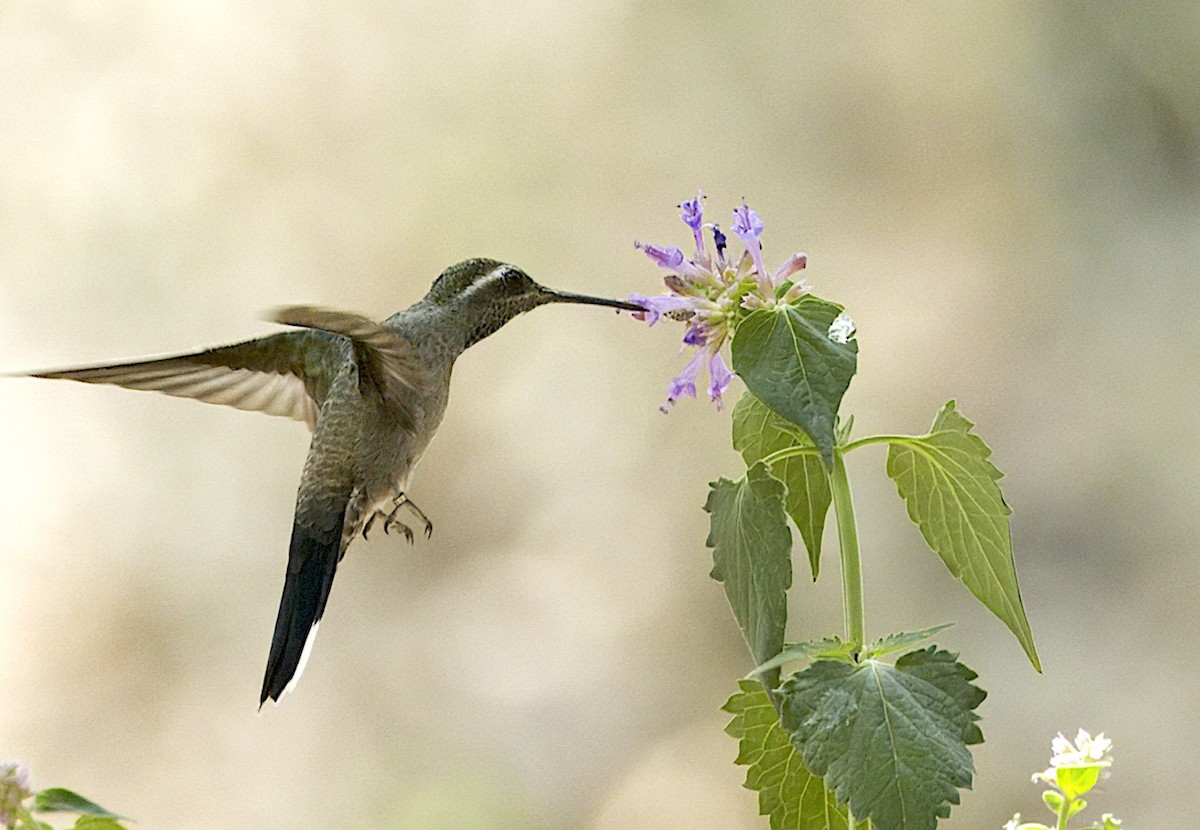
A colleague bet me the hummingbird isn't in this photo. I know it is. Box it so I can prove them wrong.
[23,259,642,705]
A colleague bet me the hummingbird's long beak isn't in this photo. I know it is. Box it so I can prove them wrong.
[541,288,644,312]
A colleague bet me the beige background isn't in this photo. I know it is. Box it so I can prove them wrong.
[2,3,1197,828]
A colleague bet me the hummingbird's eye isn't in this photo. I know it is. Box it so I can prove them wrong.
[501,267,526,285]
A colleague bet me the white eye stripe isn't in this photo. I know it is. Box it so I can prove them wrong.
[459,265,515,299]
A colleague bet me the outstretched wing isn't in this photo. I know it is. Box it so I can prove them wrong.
[269,305,423,432]
[26,330,346,430]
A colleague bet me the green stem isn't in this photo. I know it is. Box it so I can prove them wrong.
[840,434,914,453]
[1056,798,1072,830]
[830,451,865,648]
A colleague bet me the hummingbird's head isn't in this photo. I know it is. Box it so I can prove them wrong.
[427,258,643,348]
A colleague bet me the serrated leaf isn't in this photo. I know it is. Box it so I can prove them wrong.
[731,296,858,468]
[706,463,792,688]
[779,647,986,830]
[724,680,865,830]
[752,638,858,677]
[886,401,1041,671]
[33,789,123,819]
[732,392,832,579]
[865,624,955,659]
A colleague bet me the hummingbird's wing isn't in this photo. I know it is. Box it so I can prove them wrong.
[27,331,343,430]
[269,305,423,432]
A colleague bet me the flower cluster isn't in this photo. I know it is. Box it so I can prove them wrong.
[0,762,31,828]
[1004,730,1120,830]
[629,192,811,412]
[1031,729,1113,793]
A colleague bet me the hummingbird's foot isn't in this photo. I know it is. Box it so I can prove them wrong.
[363,508,415,543]
[381,502,415,544]
[393,492,433,539]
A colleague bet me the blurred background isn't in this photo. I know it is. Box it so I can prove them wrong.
[2,3,1197,828]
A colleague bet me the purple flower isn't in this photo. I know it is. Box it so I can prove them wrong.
[679,190,705,252]
[635,241,686,270]
[773,252,808,283]
[731,202,763,242]
[661,350,705,413]
[634,240,702,279]
[732,201,770,296]
[629,191,815,414]
[711,224,727,257]
[627,292,692,326]
[0,762,32,827]
[707,352,734,407]
[682,323,707,346]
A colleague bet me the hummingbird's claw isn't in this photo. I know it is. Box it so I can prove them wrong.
[379,502,416,543]
[393,492,433,539]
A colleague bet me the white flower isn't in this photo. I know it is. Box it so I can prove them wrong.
[1049,729,1112,767]
[828,312,856,344]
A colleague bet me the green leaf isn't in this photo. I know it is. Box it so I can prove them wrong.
[705,463,792,688]
[885,401,1041,671]
[724,680,865,830]
[864,624,954,659]
[732,392,832,579]
[752,638,859,677]
[33,789,123,819]
[779,647,986,830]
[72,818,127,829]
[731,296,858,468]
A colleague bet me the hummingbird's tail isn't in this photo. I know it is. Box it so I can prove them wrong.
[260,520,342,706]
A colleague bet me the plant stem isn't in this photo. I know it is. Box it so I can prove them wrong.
[830,451,865,648]
[1056,799,1071,830]
[840,434,914,453]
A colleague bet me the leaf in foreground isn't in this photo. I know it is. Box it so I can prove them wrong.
[33,789,123,819]
[732,392,832,579]
[779,647,986,830]
[724,680,864,830]
[885,401,1040,670]
[731,296,858,468]
[706,463,792,688]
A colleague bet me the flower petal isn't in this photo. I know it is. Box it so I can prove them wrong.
[660,349,705,412]
[635,241,687,270]
[679,190,705,252]
[732,202,769,294]
[773,252,808,284]
[731,202,764,242]
[707,351,735,406]
[627,292,693,326]
[683,324,707,346]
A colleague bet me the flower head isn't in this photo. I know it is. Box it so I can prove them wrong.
[0,762,32,827]
[1052,730,1112,767]
[628,193,811,412]
[1031,729,1113,800]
